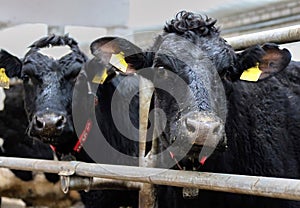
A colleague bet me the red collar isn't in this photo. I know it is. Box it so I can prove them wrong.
[73,119,93,152]
[49,119,93,154]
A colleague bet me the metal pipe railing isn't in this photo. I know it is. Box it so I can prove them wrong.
[226,25,300,50]
[0,157,300,201]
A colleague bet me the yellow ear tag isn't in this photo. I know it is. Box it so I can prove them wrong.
[0,68,10,89]
[240,63,262,82]
[109,52,128,73]
[92,68,108,84]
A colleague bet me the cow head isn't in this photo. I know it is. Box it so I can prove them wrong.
[0,35,87,146]
[150,11,232,166]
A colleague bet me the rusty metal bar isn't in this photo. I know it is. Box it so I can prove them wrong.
[0,157,300,201]
[226,25,300,51]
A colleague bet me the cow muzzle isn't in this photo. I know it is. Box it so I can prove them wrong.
[180,111,226,149]
[30,111,67,139]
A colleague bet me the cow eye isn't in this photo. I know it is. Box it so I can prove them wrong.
[22,74,34,85]
[21,70,41,85]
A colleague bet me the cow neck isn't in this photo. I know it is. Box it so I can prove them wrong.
[50,122,93,161]
[50,121,94,162]
[158,134,183,170]
[50,83,97,162]
[71,82,98,157]
[158,127,206,171]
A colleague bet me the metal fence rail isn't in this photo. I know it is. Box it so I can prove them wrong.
[0,157,300,201]
[226,25,300,50]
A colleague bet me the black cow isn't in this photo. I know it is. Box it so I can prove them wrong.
[0,35,96,206]
[199,43,300,208]
[0,82,79,207]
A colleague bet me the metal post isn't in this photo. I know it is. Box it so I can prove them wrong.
[139,76,156,208]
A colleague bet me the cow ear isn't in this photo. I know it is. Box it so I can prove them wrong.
[90,37,148,72]
[258,43,291,79]
[0,49,22,78]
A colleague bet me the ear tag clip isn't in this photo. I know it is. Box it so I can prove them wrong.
[0,68,10,89]
[240,63,262,82]
[92,68,108,84]
[109,52,128,73]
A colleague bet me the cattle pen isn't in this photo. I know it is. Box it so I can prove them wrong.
[1,25,300,207]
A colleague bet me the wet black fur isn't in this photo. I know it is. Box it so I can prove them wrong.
[202,60,300,208]
[148,11,300,208]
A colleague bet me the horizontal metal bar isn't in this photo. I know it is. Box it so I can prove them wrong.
[67,176,142,191]
[226,25,300,51]
[0,157,300,201]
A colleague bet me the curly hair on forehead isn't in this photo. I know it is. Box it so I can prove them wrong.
[24,34,87,63]
[164,10,219,36]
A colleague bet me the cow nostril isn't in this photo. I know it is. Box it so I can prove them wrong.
[55,115,66,129]
[35,116,45,130]
[185,118,196,133]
